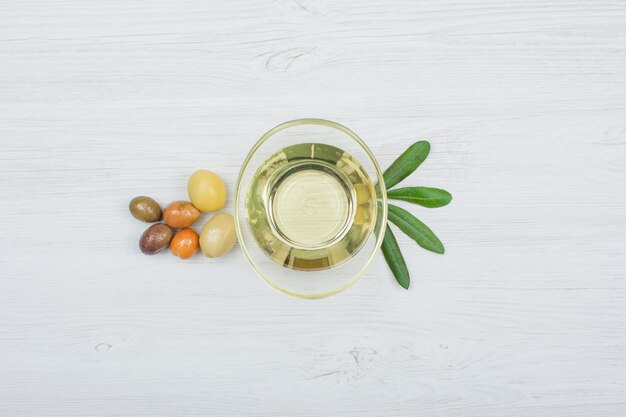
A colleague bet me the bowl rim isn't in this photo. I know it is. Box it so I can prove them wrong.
[234,118,388,299]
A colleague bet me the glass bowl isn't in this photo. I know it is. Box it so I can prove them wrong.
[235,119,387,298]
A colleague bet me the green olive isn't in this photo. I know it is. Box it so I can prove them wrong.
[139,223,173,255]
[129,196,162,223]
[199,213,236,258]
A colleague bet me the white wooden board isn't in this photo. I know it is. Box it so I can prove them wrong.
[1,0,625,415]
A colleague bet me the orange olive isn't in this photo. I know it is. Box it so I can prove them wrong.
[170,228,199,259]
[163,201,200,228]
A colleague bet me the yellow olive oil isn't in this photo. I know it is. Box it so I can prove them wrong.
[246,143,377,271]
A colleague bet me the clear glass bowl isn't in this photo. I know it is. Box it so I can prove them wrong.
[235,119,387,298]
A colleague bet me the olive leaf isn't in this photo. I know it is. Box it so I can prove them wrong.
[387,204,445,254]
[387,186,452,208]
[381,225,410,289]
[383,141,430,189]
[378,140,450,290]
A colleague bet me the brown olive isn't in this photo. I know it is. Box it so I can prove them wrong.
[129,196,162,223]
[163,201,200,229]
[139,223,173,255]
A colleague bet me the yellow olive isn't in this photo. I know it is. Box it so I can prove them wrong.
[199,213,236,258]
[188,170,226,212]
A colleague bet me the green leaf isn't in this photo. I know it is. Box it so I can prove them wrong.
[387,204,445,254]
[383,141,430,189]
[387,186,452,208]
[381,225,410,289]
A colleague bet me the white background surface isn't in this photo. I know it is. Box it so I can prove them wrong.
[1,0,626,416]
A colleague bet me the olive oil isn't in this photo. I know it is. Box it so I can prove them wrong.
[246,143,377,271]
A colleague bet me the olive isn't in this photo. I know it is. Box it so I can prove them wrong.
[129,196,162,222]
[188,170,227,212]
[199,213,236,258]
[170,228,199,259]
[139,223,173,255]
[163,201,200,229]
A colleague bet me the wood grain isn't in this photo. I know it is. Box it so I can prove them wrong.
[1,0,625,415]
